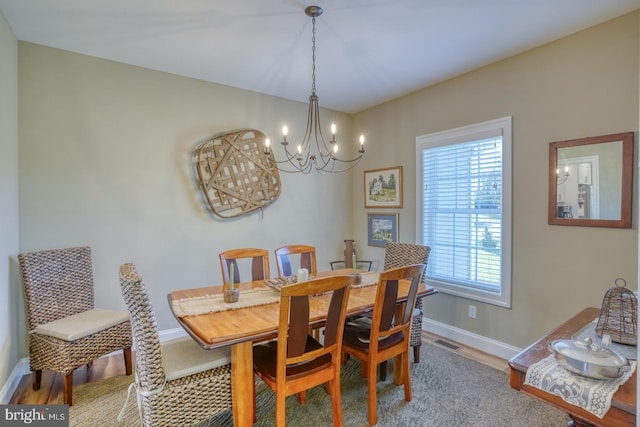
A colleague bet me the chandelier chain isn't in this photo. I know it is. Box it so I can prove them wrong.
[311,16,317,96]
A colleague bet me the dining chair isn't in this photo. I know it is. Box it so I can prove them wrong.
[252,274,352,427]
[17,246,133,406]
[274,244,317,277]
[341,263,425,426]
[383,242,431,364]
[329,239,373,272]
[119,263,232,426]
[219,247,270,287]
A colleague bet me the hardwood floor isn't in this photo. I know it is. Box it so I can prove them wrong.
[9,352,131,405]
[9,333,509,404]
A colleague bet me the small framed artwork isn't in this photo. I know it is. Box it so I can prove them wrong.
[368,213,399,247]
[364,166,403,208]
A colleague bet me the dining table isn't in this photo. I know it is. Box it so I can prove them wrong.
[167,268,438,427]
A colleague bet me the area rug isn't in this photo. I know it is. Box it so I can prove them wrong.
[62,342,570,426]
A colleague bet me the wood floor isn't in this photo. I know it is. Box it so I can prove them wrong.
[9,333,509,404]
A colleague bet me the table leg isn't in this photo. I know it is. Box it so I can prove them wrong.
[231,341,254,427]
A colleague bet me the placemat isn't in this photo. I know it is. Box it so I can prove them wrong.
[524,354,636,418]
[171,288,280,317]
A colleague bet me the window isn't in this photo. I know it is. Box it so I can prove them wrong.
[416,117,512,307]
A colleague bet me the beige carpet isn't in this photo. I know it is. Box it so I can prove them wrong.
[61,342,570,426]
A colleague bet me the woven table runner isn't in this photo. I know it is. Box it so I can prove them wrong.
[171,287,279,317]
[524,354,636,418]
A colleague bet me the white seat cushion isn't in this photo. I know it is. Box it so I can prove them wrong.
[34,308,129,341]
[162,336,231,381]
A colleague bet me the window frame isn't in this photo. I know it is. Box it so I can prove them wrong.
[415,116,512,308]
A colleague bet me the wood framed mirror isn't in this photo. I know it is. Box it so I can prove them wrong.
[548,132,634,228]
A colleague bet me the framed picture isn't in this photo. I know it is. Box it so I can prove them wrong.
[368,213,399,247]
[364,166,403,208]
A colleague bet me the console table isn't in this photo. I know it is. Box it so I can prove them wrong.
[508,307,636,427]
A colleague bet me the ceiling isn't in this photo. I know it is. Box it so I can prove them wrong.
[1,0,639,113]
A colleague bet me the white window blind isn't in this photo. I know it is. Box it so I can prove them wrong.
[416,117,511,307]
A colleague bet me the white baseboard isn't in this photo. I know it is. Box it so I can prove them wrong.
[0,358,30,404]
[0,328,189,404]
[423,317,522,361]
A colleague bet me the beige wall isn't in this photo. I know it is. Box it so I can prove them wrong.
[0,9,19,394]
[353,11,639,348]
[17,43,355,332]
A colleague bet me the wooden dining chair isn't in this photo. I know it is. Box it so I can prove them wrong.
[17,246,133,406]
[253,274,352,427]
[274,244,317,277]
[219,248,270,287]
[341,263,425,426]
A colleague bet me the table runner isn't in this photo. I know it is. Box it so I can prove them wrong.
[351,272,379,288]
[524,354,636,418]
[171,288,280,317]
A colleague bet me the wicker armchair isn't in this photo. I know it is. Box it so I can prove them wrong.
[17,246,133,406]
[119,263,232,427]
[383,242,431,363]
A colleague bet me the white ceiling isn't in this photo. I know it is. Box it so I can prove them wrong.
[1,0,639,113]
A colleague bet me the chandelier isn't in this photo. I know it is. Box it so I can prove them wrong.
[264,5,366,174]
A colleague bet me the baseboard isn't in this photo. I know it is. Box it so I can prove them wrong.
[423,317,522,361]
[0,358,30,404]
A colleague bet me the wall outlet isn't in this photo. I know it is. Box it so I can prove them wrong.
[468,305,477,319]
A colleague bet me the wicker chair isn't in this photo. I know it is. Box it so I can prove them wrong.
[17,246,133,406]
[383,242,431,363]
[119,263,232,427]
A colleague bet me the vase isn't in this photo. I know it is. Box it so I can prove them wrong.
[224,288,240,303]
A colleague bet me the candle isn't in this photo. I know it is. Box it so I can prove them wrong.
[297,268,308,283]
[352,253,357,274]
[229,263,234,290]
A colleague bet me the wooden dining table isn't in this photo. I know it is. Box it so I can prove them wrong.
[167,269,438,427]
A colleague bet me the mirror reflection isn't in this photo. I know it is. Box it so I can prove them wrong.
[548,132,633,228]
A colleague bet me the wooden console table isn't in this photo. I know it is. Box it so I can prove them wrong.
[508,307,636,427]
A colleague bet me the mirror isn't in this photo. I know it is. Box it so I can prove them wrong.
[548,132,633,228]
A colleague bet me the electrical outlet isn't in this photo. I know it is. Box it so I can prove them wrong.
[468,305,477,319]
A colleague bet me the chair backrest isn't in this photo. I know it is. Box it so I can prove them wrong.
[119,263,165,392]
[277,275,352,371]
[369,264,425,345]
[218,248,270,287]
[18,246,95,330]
[274,245,317,277]
[383,242,431,283]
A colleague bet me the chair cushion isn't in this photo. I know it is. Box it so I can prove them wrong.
[162,336,231,381]
[34,308,129,341]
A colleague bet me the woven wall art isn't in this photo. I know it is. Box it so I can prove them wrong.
[193,129,281,219]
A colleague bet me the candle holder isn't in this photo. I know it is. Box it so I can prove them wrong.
[224,288,240,303]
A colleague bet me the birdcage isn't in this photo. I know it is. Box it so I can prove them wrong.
[595,278,637,346]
